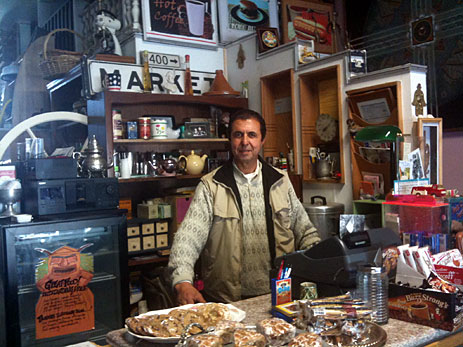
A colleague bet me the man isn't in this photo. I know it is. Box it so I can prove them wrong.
[168,109,320,304]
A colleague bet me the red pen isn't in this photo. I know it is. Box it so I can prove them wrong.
[277,259,285,280]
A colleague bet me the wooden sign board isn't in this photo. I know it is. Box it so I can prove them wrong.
[86,59,216,95]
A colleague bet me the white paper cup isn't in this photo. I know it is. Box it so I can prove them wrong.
[120,158,131,178]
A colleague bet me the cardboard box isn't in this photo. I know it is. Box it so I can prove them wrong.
[388,283,463,331]
[166,193,194,233]
[119,198,132,219]
[389,255,463,331]
[137,203,159,219]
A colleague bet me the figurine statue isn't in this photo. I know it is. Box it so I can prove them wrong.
[412,83,426,117]
[163,70,178,94]
[95,9,122,55]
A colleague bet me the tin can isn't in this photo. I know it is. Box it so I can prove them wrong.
[151,119,168,139]
[300,281,318,300]
[138,117,151,139]
[127,121,138,139]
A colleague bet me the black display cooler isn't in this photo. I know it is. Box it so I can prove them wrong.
[0,210,129,346]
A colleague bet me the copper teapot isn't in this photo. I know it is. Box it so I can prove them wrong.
[73,135,113,177]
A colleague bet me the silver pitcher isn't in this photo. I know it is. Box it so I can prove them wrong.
[315,156,335,179]
[73,135,113,178]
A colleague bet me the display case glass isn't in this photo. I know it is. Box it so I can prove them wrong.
[1,212,128,346]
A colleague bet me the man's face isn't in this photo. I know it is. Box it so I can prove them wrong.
[230,118,265,169]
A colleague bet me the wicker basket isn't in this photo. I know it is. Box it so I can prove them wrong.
[39,28,84,80]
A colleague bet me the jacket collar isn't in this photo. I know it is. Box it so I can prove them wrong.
[213,156,283,188]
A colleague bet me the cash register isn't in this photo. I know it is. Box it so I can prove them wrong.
[273,228,401,298]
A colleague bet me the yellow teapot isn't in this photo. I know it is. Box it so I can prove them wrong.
[179,150,208,175]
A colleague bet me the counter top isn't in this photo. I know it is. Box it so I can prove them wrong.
[106,294,462,347]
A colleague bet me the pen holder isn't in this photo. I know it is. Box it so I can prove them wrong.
[271,277,292,306]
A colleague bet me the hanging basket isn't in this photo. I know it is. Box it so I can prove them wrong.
[39,28,84,80]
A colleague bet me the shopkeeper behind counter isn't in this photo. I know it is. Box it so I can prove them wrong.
[168,109,321,304]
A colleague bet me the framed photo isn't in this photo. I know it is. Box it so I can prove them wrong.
[347,88,396,124]
[256,27,279,53]
[417,117,442,184]
[142,0,219,48]
[217,0,279,44]
[184,122,211,138]
[280,0,334,54]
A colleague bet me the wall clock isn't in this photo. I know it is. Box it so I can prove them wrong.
[316,113,337,142]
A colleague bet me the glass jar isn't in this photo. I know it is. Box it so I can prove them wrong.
[356,265,389,325]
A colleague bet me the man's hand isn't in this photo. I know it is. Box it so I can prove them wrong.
[174,282,206,305]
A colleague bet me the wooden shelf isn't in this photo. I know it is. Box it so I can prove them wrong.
[128,255,169,267]
[103,91,248,109]
[114,138,228,144]
[305,178,342,184]
[118,174,203,183]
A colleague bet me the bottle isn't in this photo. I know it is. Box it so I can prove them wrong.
[142,50,152,93]
[184,54,193,96]
[112,109,123,140]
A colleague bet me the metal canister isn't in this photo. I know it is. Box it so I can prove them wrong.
[138,117,151,139]
[151,119,168,139]
[300,282,318,300]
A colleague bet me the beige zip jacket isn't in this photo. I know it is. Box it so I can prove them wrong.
[169,158,320,302]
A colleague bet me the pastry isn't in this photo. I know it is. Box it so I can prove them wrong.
[256,317,296,346]
[212,320,246,344]
[187,334,224,347]
[233,329,266,347]
[288,332,323,346]
[240,0,258,19]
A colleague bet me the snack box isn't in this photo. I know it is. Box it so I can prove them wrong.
[388,283,463,331]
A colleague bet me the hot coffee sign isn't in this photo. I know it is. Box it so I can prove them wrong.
[86,59,216,95]
[141,0,219,48]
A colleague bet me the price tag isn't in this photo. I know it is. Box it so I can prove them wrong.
[147,52,181,68]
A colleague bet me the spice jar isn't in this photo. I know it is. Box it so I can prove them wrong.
[138,117,151,139]
[112,109,123,140]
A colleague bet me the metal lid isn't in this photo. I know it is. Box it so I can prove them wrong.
[303,195,344,214]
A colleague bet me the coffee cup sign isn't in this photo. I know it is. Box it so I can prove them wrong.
[185,0,208,36]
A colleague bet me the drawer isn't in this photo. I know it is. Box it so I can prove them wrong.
[156,221,168,234]
[143,235,155,250]
[142,223,155,235]
[156,233,169,248]
[127,226,140,237]
[128,237,141,252]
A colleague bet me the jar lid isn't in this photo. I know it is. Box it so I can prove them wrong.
[303,195,344,214]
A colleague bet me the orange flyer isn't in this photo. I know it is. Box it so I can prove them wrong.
[35,244,95,339]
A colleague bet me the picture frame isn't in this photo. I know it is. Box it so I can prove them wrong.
[184,122,211,138]
[217,0,279,44]
[347,88,396,125]
[280,0,334,54]
[141,0,219,48]
[256,27,280,53]
[417,117,443,184]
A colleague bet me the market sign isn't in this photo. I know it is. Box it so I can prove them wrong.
[86,59,215,95]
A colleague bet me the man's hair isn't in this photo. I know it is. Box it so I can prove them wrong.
[228,109,267,140]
